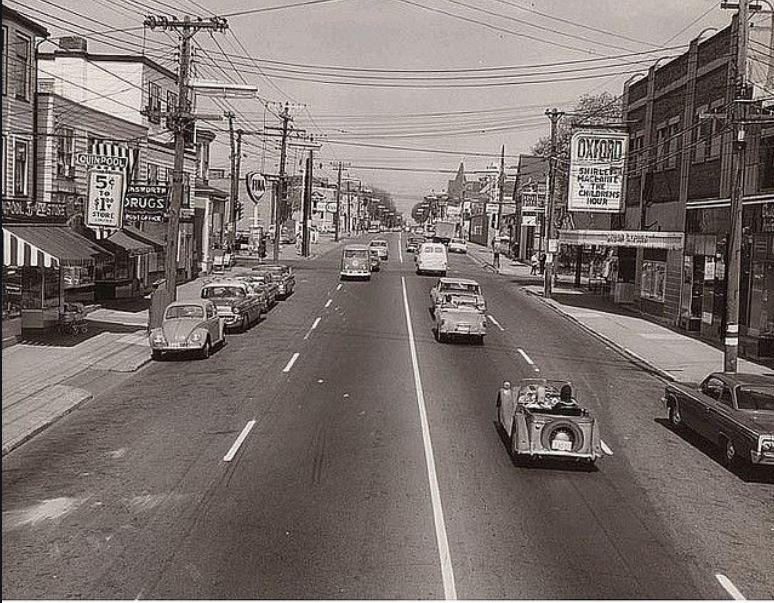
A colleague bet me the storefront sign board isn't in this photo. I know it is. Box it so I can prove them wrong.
[558,229,684,250]
[86,171,124,228]
[124,184,168,223]
[568,129,628,213]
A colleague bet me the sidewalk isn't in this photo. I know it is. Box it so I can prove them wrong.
[2,235,348,456]
[466,243,774,383]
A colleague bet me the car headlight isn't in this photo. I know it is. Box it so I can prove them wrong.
[760,437,774,452]
[189,332,202,343]
[232,306,241,314]
[151,330,166,345]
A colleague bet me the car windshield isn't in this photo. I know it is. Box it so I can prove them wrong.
[451,238,464,244]
[344,249,368,259]
[165,304,205,319]
[441,282,480,294]
[202,286,245,298]
[736,385,774,411]
[370,241,387,247]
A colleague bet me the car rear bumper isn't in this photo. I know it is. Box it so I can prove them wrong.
[340,270,370,277]
[439,325,486,336]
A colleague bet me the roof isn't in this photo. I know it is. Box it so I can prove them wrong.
[712,373,774,387]
[124,225,165,249]
[2,6,49,37]
[439,277,479,285]
[194,181,229,200]
[38,51,177,82]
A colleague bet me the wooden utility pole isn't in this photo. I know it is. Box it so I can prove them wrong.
[724,0,751,372]
[496,144,505,240]
[144,15,227,303]
[302,148,313,257]
[346,180,352,235]
[334,162,342,242]
[273,103,291,262]
[544,108,564,299]
[227,112,238,248]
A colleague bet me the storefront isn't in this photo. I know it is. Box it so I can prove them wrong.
[2,225,113,339]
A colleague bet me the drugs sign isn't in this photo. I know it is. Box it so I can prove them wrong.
[124,184,168,223]
[568,130,628,213]
[87,171,124,228]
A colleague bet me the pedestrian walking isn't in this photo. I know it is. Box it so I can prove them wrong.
[492,238,501,273]
[530,251,539,275]
[539,251,547,275]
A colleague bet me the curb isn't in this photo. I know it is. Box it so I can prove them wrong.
[2,389,94,456]
[521,286,676,383]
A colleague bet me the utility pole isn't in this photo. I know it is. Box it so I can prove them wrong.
[144,15,227,304]
[496,144,505,241]
[334,162,342,242]
[724,0,751,372]
[274,103,291,262]
[346,180,352,235]
[234,129,243,245]
[227,112,239,249]
[544,107,564,299]
[302,146,313,257]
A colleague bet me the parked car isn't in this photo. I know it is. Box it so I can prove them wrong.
[406,236,426,254]
[430,278,485,315]
[149,300,225,360]
[369,239,389,260]
[661,372,774,468]
[434,293,486,344]
[240,271,280,308]
[340,245,371,280]
[416,242,447,276]
[497,379,603,466]
[448,238,468,254]
[260,264,296,298]
[369,248,382,272]
[200,281,263,331]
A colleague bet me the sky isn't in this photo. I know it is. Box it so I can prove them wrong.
[11,0,740,215]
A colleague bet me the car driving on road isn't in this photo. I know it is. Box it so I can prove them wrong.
[434,293,486,344]
[369,239,389,260]
[662,372,774,468]
[448,238,468,254]
[406,236,426,254]
[340,245,372,280]
[415,242,447,276]
[149,300,226,360]
[430,277,485,315]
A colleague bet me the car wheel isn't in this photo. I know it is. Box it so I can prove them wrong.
[151,349,163,361]
[240,315,249,332]
[720,436,739,469]
[200,338,211,360]
[667,399,683,430]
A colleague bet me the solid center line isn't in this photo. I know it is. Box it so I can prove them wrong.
[400,276,457,600]
[283,352,300,373]
[715,574,745,600]
[487,314,504,331]
[223,420,256,462]
[311,317,321,330]
[325,299,332,308]
[336,283,342,291]
[600,440,614,456]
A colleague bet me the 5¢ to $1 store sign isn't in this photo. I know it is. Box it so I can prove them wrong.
[87,170,124,228]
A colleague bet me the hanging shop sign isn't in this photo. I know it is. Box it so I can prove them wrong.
[568,129,628,213]
[124,184,169,223]
[86,170,124,228]
[521,190,545,211]
[558,229,684,250]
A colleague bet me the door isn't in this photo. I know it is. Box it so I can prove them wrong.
[702,383,736,447]
[693,376,726,438]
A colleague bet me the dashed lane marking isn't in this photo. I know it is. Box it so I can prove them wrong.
[715,574,746,600]
[223,420,256,462]
[336,284,343,291]
[325,299,332,308]
[311,317,321,330]
[517,348,540,372]
[282,352,300,373]
[600,440,613,456]
[487,315,504,331]
[400,276,457,600]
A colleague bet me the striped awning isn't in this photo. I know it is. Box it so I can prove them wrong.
[3,225,113,268]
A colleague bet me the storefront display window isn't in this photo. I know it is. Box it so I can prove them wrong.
[20,267,60,310]
[641,261,667,302]
[62,265,94,288]
[748,235,774,338]
[2,268,22,320]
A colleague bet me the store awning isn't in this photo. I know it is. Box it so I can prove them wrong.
[3,225,113,268]
[558,229,684,250]
[108,229,154,257]
[124,225,165,250]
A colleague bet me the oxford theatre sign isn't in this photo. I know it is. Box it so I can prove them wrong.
[568,129,628,213]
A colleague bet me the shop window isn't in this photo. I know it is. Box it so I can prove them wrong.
[62,266,94,288]
[629,131,644,173]
[760,137,774,191]
[14,33,30,101]
[2,268,22,320]
[641,249,667,302]
[43,268,60,308]
[13,139,29,197]
[21,267,42,309]
[147,82,161,124]
[56,128,75,179]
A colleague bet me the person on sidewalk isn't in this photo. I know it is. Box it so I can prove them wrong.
[492,239,501,273]
[539,251,547,275]
[530,251,539,275]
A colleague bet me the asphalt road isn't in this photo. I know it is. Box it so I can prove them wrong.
[3,232,773,599]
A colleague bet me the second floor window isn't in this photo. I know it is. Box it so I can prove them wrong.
[148,163,158,184]
[56,128,75,179]
[15,33,30,101]
[148,82,161,124]
[14,140,29,197]
[761,137,774,191]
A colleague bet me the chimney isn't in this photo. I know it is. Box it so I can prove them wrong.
[59,36,87,52]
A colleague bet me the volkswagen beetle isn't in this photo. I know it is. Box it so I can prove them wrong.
[149,300,226,360]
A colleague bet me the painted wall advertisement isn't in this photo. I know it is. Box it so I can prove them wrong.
[568,129,628,213]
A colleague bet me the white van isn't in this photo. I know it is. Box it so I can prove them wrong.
[416,243,448,276]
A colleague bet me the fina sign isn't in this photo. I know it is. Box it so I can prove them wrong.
[245,172,266,203]
[568,129,628,213]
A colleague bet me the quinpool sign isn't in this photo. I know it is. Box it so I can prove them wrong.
[568,129,628,213]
